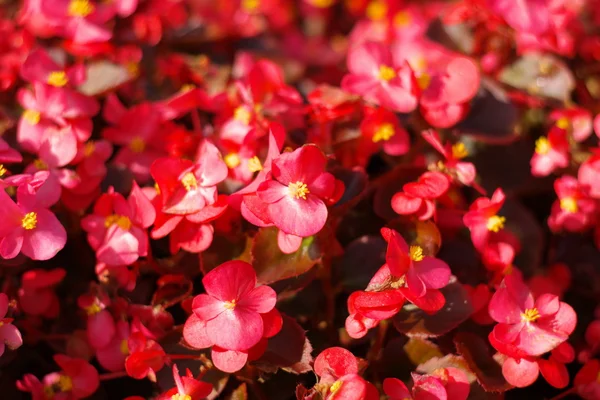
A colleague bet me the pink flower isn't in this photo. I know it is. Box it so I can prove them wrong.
[190,260,277,352]
[578,150,600,199]
[125,331,166,381]
[40,0,113,44]
[391,171,451,221]
[342,42,418,113]
[0,178,67,260]
[20,48,86,87]
[358,106,410,164]
[158,365,212,400]
[548,176,597,233]
[550,108,593,142]
[463,188,506,251]
[530,125,570,177]
[488,273,577,357]
[0,293,23,357]
[96,321,130,372]
[0,138,22,164]
[18,268,65,318]
[81,182,155,266]
[384,368,470,400]
[381,228,451,311]
[256,145,344,238]
[151,141,228,215]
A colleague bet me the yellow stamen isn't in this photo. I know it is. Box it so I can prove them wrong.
[104,214,132,230]
[179,84,195,93]
[248,156,263,172]
[486,215,505,232]
[68,0,95,17]
[556,117,569,130]
[233,106,252,125]
[57,375,73,392]
[181,172,198,191]
[288,181,310,200]
[366,0,387,20]
[560,197,578,213]
[521,308,541,322]
[0,164,6,178]
[154,183,161,194]
[378,65,396,82]
[47,71,68,87]
[224,153,241,169]
[535,137,551,155]
[33,159,48,170]
[451,143,468,159]
[409,245,424,262]
[83,141,95,157]
[310,0,334,7]
[241,0,260,11]
[330,380,343,394]
[172,394,192,400]
[120,339,129,355]
[126,62,140,77]
[129,137,145,153]
[84,302,102,316]
[224,300,236,310]
[417,72,431,90]
[394,10,411,26]
[22,212,37,230]
[23,109,41,125]
[372,123,395,143]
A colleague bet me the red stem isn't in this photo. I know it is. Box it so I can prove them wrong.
[549,387,576,400]
[99,371,128,381]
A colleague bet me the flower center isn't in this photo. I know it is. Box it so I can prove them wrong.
[23,109,41,125]
[378,65,396,82]
[248,156,263,172]
[521,308,541,323]
[224,300,236,310]
[535,137,551,155]
[486,215,505,232]
[241,0,260,11]
[68,0,95,17]
[172,394,192,400]
[394,10,411,26]
[555,117,569,130]
[57,375,73,392]
[179,84,195,93]
[104,214,132,230]
[22,212,37,230]
[127,62,140,77]
[129,137,145,153]
[409,245,424,262]
[83,141,95,157]
[560,197,578,213]
[224,153,241,169]
[84,301,102,315]
[372,123,395,143]
[120,339,129,355]
[417,72,431,90]
[33,159,48,170]
[366,0,387,20]
[311,0,334,7]
[0,164,6,178]
[330,380,343,394]
[47,71,68,87]
[181,172,198,191]
[451,142,468,159]
[234,106,252,125]
[288,181,310,200]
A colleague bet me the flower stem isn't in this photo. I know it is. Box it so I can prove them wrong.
[549,387,576,400]
[99,371,128,381]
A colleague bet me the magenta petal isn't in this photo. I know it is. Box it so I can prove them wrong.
[0,324,23,350]
[201,260,257,302]
[87,310,116,349]
[0,231,24,259]
[383,377,411,399]
[206,307,263,351]
[308,172,336,199]
[267,194,327,237]
[21,209,66,261]
[0,191,22,236]
[238,285,277,313]
[95,227,140,266]
[406,266,426,298]
[488,281,526,325]
[518,322,568,357]
[211,347,248,373]
[535,293,560,316]
[414,257,451,289]
[192,294,225,321]
[183,313,214,349]
[257,180,288,204]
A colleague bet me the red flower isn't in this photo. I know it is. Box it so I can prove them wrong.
[578,150,600,199]
[125,331,166,381]
[158,365,212,400]
[548,176,597,233]
[190,260,277,352]
[96,321,130,372]
[575,359,600,400]
[0,293,23,357]
[463,188,506,251]
[342,42,418,113]
[530,125,570,177]
[381,228,451,310]
[256,145,343,237]
[391,171,451,221]
[18,268,65,318]
[489,274,577,357]
[358,106,410,165]
[384,367,470,400]
[550,108,593,142]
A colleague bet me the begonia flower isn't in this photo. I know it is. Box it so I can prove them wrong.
[530,125,570,177]
[391,171,451,221]
[0,293,23,357]
[158,365,212,400]
[463,188,506,251]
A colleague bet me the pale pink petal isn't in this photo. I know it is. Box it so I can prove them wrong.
[211,347,248,373]
[192,294,225,321]
[201,260,257,302]
[238,285,277,313]
[206,307,263,351]
[183,313,214,349]
[21,209,66,261]
[267,194,327,237]
[414,257,451,289]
